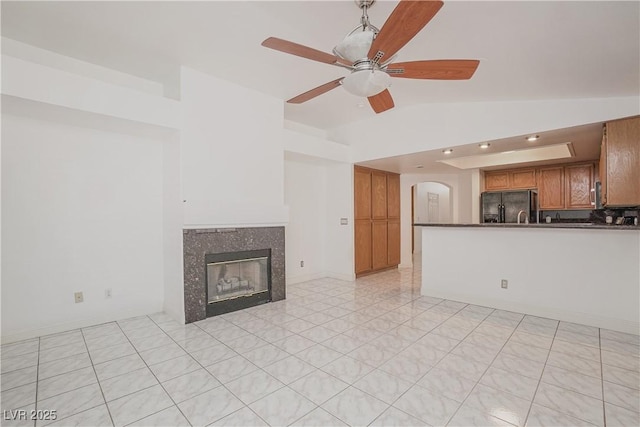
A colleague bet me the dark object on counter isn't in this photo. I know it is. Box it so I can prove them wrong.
[481,190,538,224]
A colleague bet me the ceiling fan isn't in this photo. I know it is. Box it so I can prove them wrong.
[261,0,479,114]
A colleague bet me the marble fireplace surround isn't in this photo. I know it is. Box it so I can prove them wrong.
[183,227,285,323]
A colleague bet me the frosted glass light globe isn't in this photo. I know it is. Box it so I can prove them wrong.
[341,69,391,97]
[334,30,375,63]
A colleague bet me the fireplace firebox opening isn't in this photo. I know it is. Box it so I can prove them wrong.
[205,249,271,317]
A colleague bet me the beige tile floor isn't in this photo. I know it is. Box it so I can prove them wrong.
[1,262,639,426]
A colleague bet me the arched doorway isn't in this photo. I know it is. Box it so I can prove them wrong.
[412,181,453,253]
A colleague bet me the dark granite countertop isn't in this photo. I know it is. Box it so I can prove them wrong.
[414,223,640,231]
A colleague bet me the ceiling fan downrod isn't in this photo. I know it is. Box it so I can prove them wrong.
[356,0,376,31]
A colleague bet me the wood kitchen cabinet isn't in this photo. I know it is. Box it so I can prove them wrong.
[484,171,510,190]
[510,169,537,189]
[600,117,640,207]
[387,221,401,265]
[354,220,372,274]
[387,174,400,219]
[484,162,597,210]
[371,171,387,220]
[353,166,401,277]
[565,163,594,209]
[485,169,536,191]
[537,167,564,209]
[354,167,372,220]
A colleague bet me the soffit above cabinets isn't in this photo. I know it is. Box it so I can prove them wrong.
[438,143,575,170]
[356,123,602,174]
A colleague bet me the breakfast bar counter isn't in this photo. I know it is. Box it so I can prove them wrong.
[415,223,640,230]
[416,224,640,334]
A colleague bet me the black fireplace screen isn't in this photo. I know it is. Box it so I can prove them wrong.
[205,249,271,316]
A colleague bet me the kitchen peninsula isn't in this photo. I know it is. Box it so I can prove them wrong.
[416,223,640,334]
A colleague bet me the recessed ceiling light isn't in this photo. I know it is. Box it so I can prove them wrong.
[479,143,490,149]
[526,135,540,142]
[443,149,453,155]
[415,165,424,169]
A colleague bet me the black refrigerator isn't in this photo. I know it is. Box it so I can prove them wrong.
[481,190,538,223]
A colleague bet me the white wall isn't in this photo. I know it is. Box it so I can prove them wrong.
[401,173,476,267]
[421,226,640,334]
[324,162,355,281]
[333,97,640,161]
[2,38,165,97]
[162,138,184,322]
[284,158,327,283]
[283,153,355,284]
[413,182,452,251]
[180,67,288,228]
[1,114,166,342]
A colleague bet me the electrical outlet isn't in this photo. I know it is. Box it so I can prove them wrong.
[501,279,508,289]
[105,288,112,298]
[74,292,84,303]
[340,218,348,225]
[300,260,304,267]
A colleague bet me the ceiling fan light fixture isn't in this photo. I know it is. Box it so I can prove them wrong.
[334,29,375,63]
[342,68,391,97]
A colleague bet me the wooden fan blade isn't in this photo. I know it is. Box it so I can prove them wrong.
[387,60,480,80]
[262,37,350,66]
[368,89,395,114]
[287,78,344,104]
[368,0,444,63]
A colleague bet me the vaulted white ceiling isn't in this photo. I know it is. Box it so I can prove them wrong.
[2,1,639,130]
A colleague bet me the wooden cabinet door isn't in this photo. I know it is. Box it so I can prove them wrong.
[485,171,510,190]
[354,167,371,220]
[538,167,565,209]
[354,220,372,274]
[372,221,388,270]
[599,133,608,206]
[565,164,594,209]
[371,171,387,220]
[510,169,536,189]
[387,221,400,266]
[387,173,400,219]
[605,117,640,207]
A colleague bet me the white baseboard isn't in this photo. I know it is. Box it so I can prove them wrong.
[398,263,413,269]
[423,288,640,335]
[1,304,164,344]
[286,271,327,285]
[286,271,356,285]
[325,271,356,282]
[162,305,185,325]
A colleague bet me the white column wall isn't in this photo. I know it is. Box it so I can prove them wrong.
[180,67,288,228]
[284,159,327,284]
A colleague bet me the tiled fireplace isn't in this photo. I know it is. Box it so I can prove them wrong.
[183,227,285,323]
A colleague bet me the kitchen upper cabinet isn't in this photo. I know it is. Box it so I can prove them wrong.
[353,166,400,277]
[484,171,510,190]
[484,162,597,210]
[484,169,536,191]
[510,169,537,189]
[601,117,640,207]
[565,163,594,209]
[538,167,565,209]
